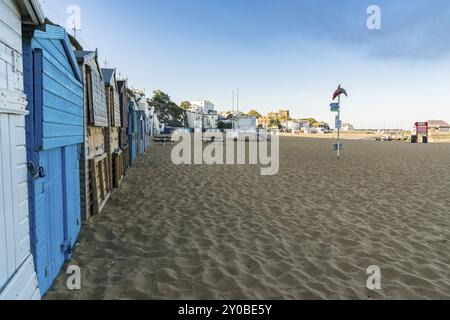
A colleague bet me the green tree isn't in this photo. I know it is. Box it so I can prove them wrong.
[180,101,192,110]
[269,119,281,129]
[149,90,186,127]
[218,121,232,130]
[247,109,262,118]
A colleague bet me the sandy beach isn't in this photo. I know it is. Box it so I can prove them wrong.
[45,137,450,300]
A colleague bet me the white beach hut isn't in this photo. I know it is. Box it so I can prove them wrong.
[0,0,44,300]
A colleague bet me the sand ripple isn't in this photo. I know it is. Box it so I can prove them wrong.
[45,138,450,300]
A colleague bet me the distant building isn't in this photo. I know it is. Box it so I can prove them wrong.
[185,111,201,131]
[283,120,310,132]
[298,120,311,129]
[279,109,290,120]
[313,121,330,131]
[203,114,218,130]
[267,109,290,120]
[341,123,354,132]
[267,112,279,119]
[185,100,218,131]
[188,100,216,114]
[428,120,450,132]
[257,117,271,129]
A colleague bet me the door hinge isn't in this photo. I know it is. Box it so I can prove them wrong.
[27,162,39,179]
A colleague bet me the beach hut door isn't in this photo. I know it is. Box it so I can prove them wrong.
[27,48,67,294]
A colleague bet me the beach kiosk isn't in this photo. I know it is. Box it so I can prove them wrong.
[101,68,124,188]
[0,0,43,300]
[75,50,111,220]
[22,23,83,295]
[414,122,429,144]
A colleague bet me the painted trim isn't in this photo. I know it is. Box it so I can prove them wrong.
[33,48,43,152]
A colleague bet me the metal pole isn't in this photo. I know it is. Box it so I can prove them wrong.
[232,91,235,131]
[337,95,341,159]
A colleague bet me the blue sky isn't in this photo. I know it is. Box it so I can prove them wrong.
[41,0,450,129]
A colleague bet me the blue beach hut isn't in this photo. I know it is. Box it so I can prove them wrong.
[22,24,83,295]
[128,93,138,164]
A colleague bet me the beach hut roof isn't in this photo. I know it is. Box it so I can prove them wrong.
[75,50,94,61]
[75,50,104,81]
[101,68,116,86]
[32,24,82,82]
[17,0,45,25]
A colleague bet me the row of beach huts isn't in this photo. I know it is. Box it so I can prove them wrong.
[1,0,158,299]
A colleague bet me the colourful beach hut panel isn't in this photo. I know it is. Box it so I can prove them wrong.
[75,50,111,220]
[101,68,123,188]
[117,80,130,173]
[0,0,43,300]
[22,24,83,295]
[128,94,138,164]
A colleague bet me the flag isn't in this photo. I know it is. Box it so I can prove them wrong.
[333,85,348,100]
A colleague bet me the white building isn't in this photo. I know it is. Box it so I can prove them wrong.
[203,114,218,130]
[186,100,218,131]
[186,111,203,132]
[188,100,216,114]
[281,120,311,132]
[341,123,354,132]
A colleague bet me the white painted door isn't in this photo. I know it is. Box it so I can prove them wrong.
[0,0,40,300]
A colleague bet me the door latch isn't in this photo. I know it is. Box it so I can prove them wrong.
[38,166,46,178]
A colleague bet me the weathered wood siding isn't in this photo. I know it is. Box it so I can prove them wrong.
[0,0,40,300]
[85,58,107,127]
[77,52,109,221]
[117,81,129,149]
[114,88,120,127]
[110,127,119,154]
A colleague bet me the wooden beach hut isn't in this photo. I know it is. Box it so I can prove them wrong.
[128,92,138,164]
[22,23,83,295]
[75,50,111,221]
[117,80,130,173]
[0,0,43,300]
[101,68,124,188]
[137,110,146,155]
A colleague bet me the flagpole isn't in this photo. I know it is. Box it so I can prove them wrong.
[337,94,341,160]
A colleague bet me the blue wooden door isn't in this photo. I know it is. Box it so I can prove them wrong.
[35,149,66,294]
[62,145,81,259]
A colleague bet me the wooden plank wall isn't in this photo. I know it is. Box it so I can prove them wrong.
[78,54,109,221]
[86,58,108,127]
[0,112,33,293]
[32,36,84,150]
